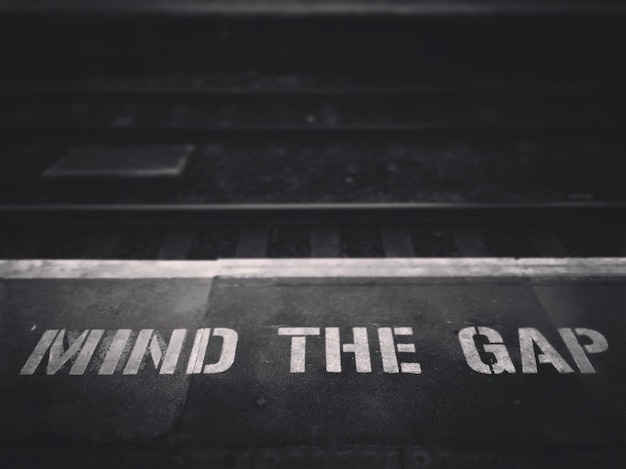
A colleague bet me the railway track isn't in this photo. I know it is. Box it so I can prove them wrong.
[1,202,625,259]
[1,76,624,259]
[1,77,624,205]
[3,89,622,126]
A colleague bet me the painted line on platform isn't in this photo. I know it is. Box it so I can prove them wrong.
[2,2,625,17]
[2,258,626,279]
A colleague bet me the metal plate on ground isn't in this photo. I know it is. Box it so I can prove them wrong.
[41,145,193,179]
[0,259,625,466]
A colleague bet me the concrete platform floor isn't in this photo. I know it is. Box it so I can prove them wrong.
[0,259,625,467]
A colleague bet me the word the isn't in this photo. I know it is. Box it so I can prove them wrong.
[279,327,421,373]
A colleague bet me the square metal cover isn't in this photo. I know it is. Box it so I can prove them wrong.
[42,145,194,179]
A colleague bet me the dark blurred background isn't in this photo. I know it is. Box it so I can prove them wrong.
[1,1,626,205]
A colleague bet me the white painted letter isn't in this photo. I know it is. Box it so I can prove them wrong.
[326,327,371,373]
[519,328,573,374]
[203,328,238,373]
[20,329,58,375]
[458,327,515,374]
[186,328,238,374]
[559,328,609,374]
[278,327,320,373]
[377,327,421,374]
[99,329,132,375]
[187,328,211,374]
[123,329,187,375]
[20,329,104,375]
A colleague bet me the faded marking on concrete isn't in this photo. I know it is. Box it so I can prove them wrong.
[20,329,104,376]
[19,326,611,376]
[20,328,239,376]
[278,327,321,373]
[187,328,210,374]
[559,328,609,374]
[378,327,399,373]
[458,327,516,374]
[204,328,238,374]
[326,327,372,373]
[377,327,421,374]
[98,329,131,375]
[519,328,574,374]
[70,330,104,375]
[160,329,187,375]
[20,329,58,375]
